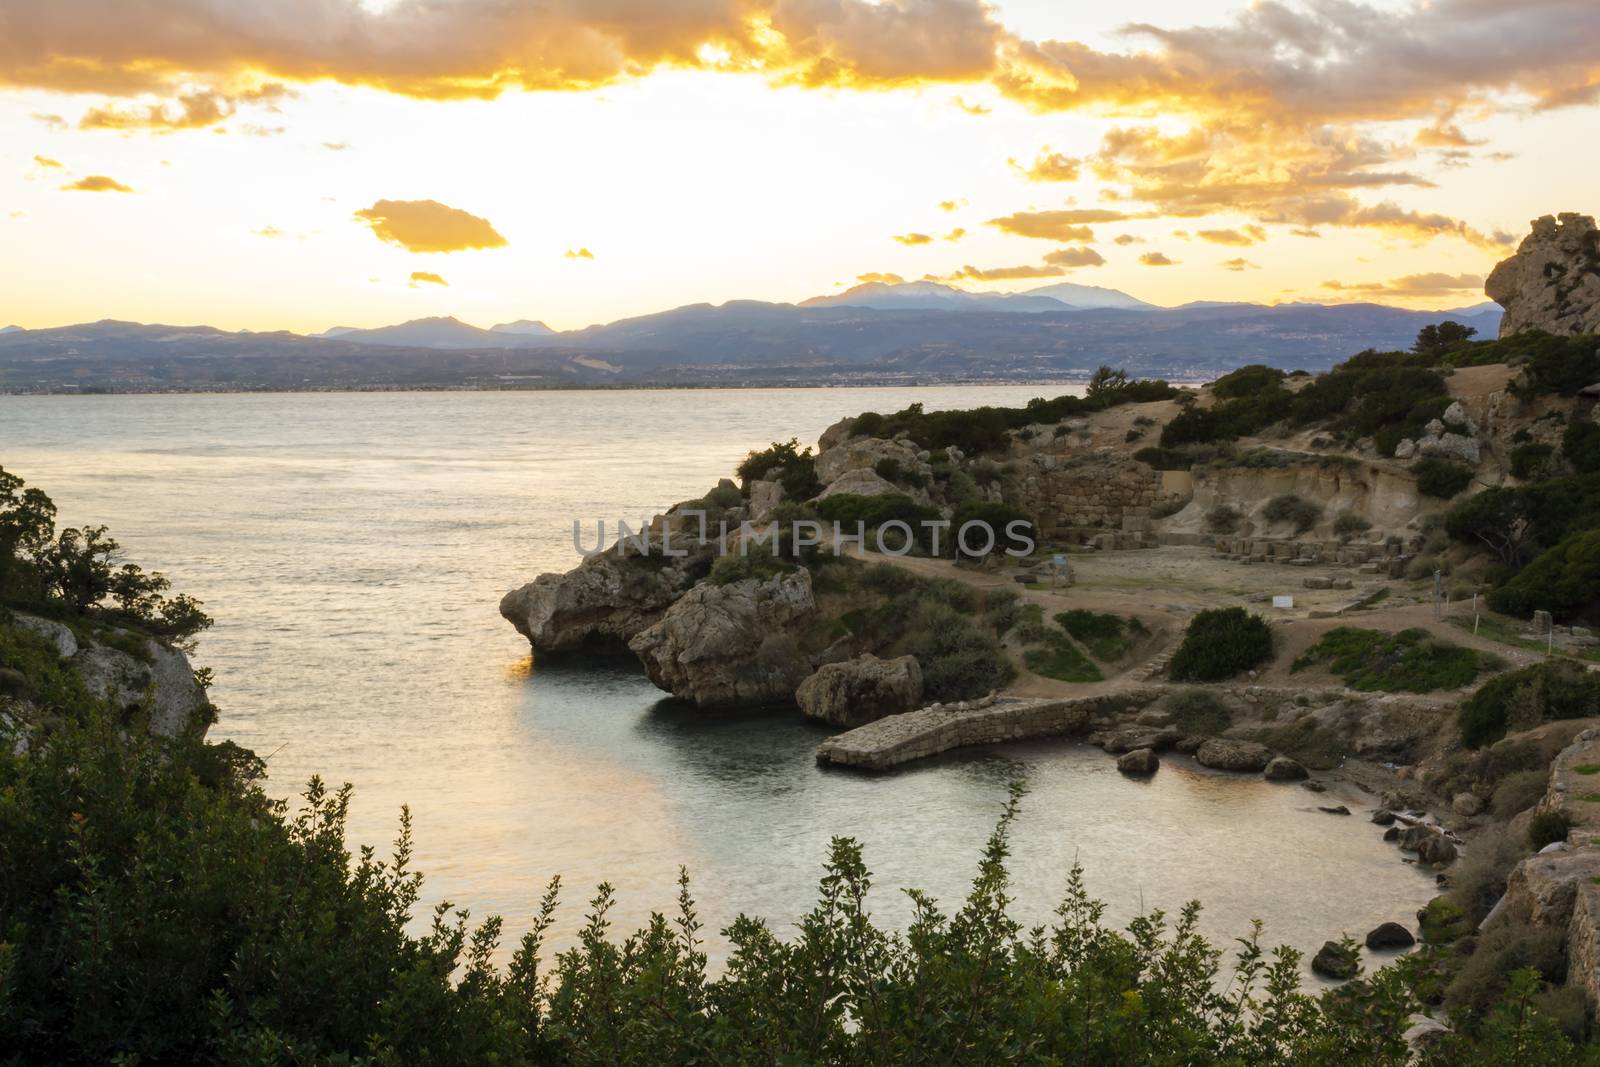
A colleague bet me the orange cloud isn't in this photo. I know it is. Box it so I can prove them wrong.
[79,85,291,131]
[1113,233,1143,245]
[353,199,508,253]
[1196,225,1266,246]
[945,262,1066,281]
[893,232,934,246]
[62,175,132,192]
[32,154,62,168]
[938,199,964,212]
[565,247,594,259]
[856,271,905,284]
[1139,252,1177,266]
[1042,246,1104,268]
[1321,272,1485,296]
[1220,258,1258,271]
[986,210,1115,241]
[1017,148,1081,182]
[253,225,285,238]
[409,271,448,287]
[943,227,966,242]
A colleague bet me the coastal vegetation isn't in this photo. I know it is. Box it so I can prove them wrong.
[1457,660,1600,747]
[1292,627,1494,692]
[1167,607,1274,682]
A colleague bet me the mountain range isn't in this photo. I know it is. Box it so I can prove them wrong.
[0,281,1504,393]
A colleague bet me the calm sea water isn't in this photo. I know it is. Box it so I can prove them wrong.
[0,388,1435,969]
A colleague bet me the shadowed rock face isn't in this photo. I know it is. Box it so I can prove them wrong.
[499,550,704,654]
[1487,213,1600,338]
[628,570,816,709]
[795,653,923,728]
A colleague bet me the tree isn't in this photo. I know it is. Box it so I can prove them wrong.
[0,466,57,602]
[1413,321,1476,356]
[41,525,121,612]
[1085,365,1130,400]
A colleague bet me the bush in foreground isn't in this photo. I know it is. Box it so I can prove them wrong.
[1262,493,1323,533]
[1413,458,1475,500]
[1168,607,1274,682]
[1489,528,1600,622]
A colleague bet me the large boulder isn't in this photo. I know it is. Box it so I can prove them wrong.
[1487,213,1600,338]
[1310,941,1359,980]
[795,653,923,727]
[1195,738,1273,772]
[629,570,816,708]
[814,436,927,488]
[1366,922,1416,950]
[817,468,903,501]
[748,479,786,523]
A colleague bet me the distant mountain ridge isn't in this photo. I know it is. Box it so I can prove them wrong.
[0,285,1505,393]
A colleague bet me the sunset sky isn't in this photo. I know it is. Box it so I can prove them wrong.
[2,0,1598,333]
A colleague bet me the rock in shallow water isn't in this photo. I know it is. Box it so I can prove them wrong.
[1117,747,1160,776]
[1195,738,1272,772]
[1365,922,1416,950]
[1263,755,1309,781]
[1310,940,1359,980]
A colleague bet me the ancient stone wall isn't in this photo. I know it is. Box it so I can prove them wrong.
[1014,453,1171,534]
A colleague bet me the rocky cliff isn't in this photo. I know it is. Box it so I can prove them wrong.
[1486,213,1600,338]
[3,611,213,740]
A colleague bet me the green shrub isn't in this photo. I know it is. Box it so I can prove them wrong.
[736,439,822,499]
[1503,330,1600,398]
[1290,627,1486,692]
[703,481,743,509]
[1211,364,1286,400]
[1418,896,1471,945]
[1564,420,1600,475]
[1492,769,1549,818]
[814,493,940,552]
[1458,661,1600,747]
[1413,458,1474,500]
[1168,607,1274,682]
[903,603,1017,700]
[1164,689,1232,734]
[1510,442,1558,480]
[1261,494,1322,533]
[1332,511,1371,540]
[1445,825,1526,925]
[950,501,1035,559]
[984,588,1022,637]
[709,553,795,585]
[1022,631,1103,683]
[1529,810,1574,850]
[1489,527,1600,621]
[1205,503,1241,534]
[1443,919,1566,1021]
[1054,610,1142,661]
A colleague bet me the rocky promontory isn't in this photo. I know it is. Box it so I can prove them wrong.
[1487,212,1600,337]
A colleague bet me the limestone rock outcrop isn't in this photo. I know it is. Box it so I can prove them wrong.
[1263,755,1309,781]
[628,570,816,708]
[817,468,902,501]
[814,436,926,488]
[1501,846,1600,929]
[8,613,211,739]
[499,509,721,653]
[1117,747,1160,775]
[1486,213,1600,338]
[795,653,923,727]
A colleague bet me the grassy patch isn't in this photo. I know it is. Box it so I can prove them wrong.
[1249,718,1350,770]
[1053,609,1146,662]
[1575,763,1600,776]
[1023,632,1104,683]
[1291,626,1491,692]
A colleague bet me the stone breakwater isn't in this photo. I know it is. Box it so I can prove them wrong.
[815,690,1159,771]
